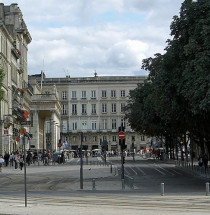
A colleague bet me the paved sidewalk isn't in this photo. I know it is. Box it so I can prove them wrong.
[0,194,210,215]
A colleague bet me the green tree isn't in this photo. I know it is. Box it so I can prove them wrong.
[126,0,210,157]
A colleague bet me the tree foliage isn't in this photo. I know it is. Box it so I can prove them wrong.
[126,0,210,155]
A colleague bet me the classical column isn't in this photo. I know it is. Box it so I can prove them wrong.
[31,110,39,150]
[50,111,56,152]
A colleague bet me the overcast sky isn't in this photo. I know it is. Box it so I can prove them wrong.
[3,0,184,78]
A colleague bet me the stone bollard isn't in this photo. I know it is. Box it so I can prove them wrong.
[161,183,164,196]
[206,182,209,196]
[92,179,96,190]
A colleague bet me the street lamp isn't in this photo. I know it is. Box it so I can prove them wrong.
[80,132,83,189]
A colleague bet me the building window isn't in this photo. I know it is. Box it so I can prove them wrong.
[62,120,68,133]
[82,104,87,115]
[93,136,97,142]
[82,121,87,130]
[62,104,67,115]
[102,90,107,98]
[72,104,77,115]
[45,91,50,95]
[112,119,116,129]
[72,91,77,99]
[111,103,116,113]
[120,90,125,97]
[91,104,96,114]
[102,103,107,113]
[72,122,77,131]
[121,103,126,112]
[83,136,87,142]
[113,136,117,142]
[103,136,107,141]
[121,117,125,127]
[62,91,67,100]
[111,90,116,98]
[81,91,86,99]
[102,119,107,130]
[91,121,97,130]
[141,136,145,141]
[73,136,76,142]
[91,90,96,99]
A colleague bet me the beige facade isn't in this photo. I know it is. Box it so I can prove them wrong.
[36,74,150,152]
[0,3,32,155]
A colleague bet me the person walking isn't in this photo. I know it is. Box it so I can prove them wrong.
[198,154,203,167]
[203,153,209,173]
[0,155,4,172]
[19,155,24,170]
[14,153,18,169]
[9,153,14,167]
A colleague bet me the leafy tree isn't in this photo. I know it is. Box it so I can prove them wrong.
[126,0,210,157]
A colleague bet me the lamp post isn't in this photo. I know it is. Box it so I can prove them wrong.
[80,132,83,189]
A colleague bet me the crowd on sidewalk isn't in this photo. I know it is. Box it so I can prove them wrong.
[0,150,71,172]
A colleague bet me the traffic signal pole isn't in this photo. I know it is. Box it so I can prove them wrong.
[119,125,125,181]
[80,132,83,189]
[120,140,125,180]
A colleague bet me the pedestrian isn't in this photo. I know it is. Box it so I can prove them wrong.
[9,153,14,167]
[203,153,208,173]
[198,154,203,167]
[4,152,9,167]
[14,153,18,169]
[0,155,4,172]
[19,155,24,170]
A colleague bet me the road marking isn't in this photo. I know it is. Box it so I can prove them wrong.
[136,167,146,176]
[157,165,175,176]
[46,180,54,184]
[129,167,138,175]
[151,166,166,175]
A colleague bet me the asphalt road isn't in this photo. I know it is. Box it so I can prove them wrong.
[109,157,210,194]
[0,156,209,195]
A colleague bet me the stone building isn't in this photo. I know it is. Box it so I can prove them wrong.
[0,3,32,155]
[31,72,150,153]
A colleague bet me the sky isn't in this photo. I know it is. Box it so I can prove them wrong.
[3,0,184,78]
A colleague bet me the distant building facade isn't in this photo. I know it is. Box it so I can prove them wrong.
[33,73,150,153]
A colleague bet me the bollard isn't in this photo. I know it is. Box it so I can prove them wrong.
[161,183,164,196]
[110,164,112,173]
[122,179,125,190]
[206,182,209,196]
[92,179,96,190]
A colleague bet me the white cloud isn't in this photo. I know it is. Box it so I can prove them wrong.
[2,0,184,77]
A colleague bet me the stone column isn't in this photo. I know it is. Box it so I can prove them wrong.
[31,110,39,150]
[50,111,56,152]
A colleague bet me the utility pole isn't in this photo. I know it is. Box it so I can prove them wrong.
[119,124,126,180]
[23,134,27,207]
[132,136,135,162]
[80,132,83,189]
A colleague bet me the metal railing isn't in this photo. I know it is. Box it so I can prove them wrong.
[175,160,210,177]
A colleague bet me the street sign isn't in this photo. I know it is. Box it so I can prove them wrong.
[118,131,126,140]
[20,121,31,126]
